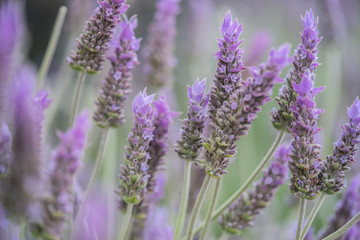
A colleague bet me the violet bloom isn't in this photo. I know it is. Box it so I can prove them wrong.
[271,9,322,131]
[321,97,360,194]
[118,89,155,205]
[0,123,13,189]
[288,70,325,200]
[142,0,181,88]
[201,40,291,176]
[2,68,41,219]
[219,144,290,234]
[31,112,90,238]
[94,15,141,128]
[319,176,360,239]
[67,0,129,74]
[0,1,23,124]
[175,78,209,162]
[132,96,178,217]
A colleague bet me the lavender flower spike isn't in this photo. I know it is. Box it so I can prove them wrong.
[142,0,181,88]
[175,78,209,161]
[118,89,155,205]
[271,9,322,131]
[67,0,129,74]
[319,176,360,239]
[0,123,13,188]
[31,111,90,238]
[219,144,290,234]
[132,96,178,217]
[321,97,360,194]
[201,43,291,177]
[94,15,141,128]
[288,70,325,200]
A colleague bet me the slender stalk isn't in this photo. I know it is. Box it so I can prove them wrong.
[70,128,110,240]
[296,198,307,240]
[117,203,134,240]
[300,194,326,240]
[321,211,360,240]
[186,174,213,240]
[37,6,68,90]
[173,160,192,240]
[200,177,221,240]
[194,130,285,234]
[19,220,25,240]
[69,71,86,126]
[219,232,229,240]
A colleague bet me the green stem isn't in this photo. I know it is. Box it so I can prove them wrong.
[70,128,110,240]
[69,71,86,126]
[173,160,192,240]
[186,174,213,240]
[117,203,134,240]
[19,220,25,240]
[300,194,326,240]
[37,6,68,90]
[200,177,221,240]
[194,130,285,234]
[296,198,307,240]
[219,232,229,240]
[321,211,360,240]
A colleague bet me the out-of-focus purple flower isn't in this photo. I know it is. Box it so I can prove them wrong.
[143,207,173,240]
[244,31,273,66]
[30,111,90,239]
[94,16,141,128]
[118,89,155,205]
[0,204,19,240]
[176,78,209,161]
[272,9,322,131]
[321,97,360,194]
[1,67,41,220]
[0,123,13,183]
[201,41,291,177]
[319,176,360,239]
[142,0,181,88]
[132,96,177,217]
[288,70,325,200]
[0,1,24,124]
[67,0,129,74]
[219,144,290,234]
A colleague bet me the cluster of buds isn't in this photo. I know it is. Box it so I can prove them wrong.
[320,97,360,194]
[175,78,209,162]
[31,112,90,238]
[67,0,129,74]
[118,90,155,205]
[219,144,290,234]
[94,16,141,128]
[288,70,325,199]
[271,9,322,131]
[142,0,181,88]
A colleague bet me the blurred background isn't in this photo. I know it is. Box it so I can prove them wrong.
[20,0,360,239]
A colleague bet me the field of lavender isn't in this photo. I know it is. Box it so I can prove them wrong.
[1,0,360,240]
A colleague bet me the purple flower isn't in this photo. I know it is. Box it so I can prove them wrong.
[176,78,209,161]
[0,1,24,124]
[67,0,129,74]
[142,0,181,88]
[219,144,290,234]
[288,70,325,200]
[94,15,141,128]
[319,176,360,239]
[271,9,322,131]
[321,97,360,194]
[30,111,90,238]
[201,41,290,177]
[132,96,177,217]
[118,89,155,205]
[1,67,41,219]
[0,124,12,178]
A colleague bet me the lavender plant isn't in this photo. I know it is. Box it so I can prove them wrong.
[142,0,181,88]
[271,9,321,131]
[94,15,141,128]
